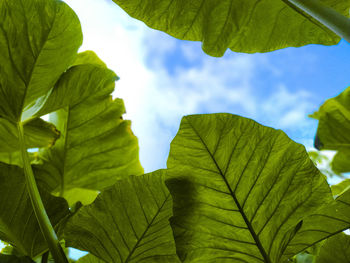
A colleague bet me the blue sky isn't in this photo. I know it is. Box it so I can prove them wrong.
[65,0,350,173]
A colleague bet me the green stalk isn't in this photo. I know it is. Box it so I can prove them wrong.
[17,122,68,263]
[284,0,350,43]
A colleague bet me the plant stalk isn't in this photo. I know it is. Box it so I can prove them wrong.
[17,122,68,263]
[284,0,350,43]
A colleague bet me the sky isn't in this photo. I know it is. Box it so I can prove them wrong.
[64,0,350,173]
[2,0,350,259]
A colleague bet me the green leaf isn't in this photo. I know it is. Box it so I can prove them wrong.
[63,171,180,263]
[0,117,60,153]
[311,87,350,174]
[166,113,334,263]
[112,0,349,56]
[34,63,117,118]
[316,233,350,263]
[0,254,34,263]
[0,162,70,258]
[0,0,82,121]
[77,254,106,263]
[34,61,143,199]
[331,178,350,196]
[73,51,107,67]
[283,187,350,259]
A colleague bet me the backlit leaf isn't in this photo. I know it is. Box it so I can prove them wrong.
[34,60,143,201]
[112,0,349,56]
[0,0,82,121]
[63,171,180,263]
[311,87,350,174]
[166,113,333,262]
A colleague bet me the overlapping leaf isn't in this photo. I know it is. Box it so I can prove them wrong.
[63,171,180,263]
[34,60,143,199]
[316,233,350,263]
[0,162,70,258]
[0,117,59,153]
[112,0,349,56]
[0,0,82,121]
[284,187,350,259]
[166,113,334,262]
[311,87,350,174]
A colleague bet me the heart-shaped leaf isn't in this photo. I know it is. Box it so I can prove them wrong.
[166,113,333,262]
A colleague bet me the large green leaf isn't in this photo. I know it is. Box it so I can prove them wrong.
[112,0,349,56]
[0,162,70,258]
[315,233,350,263]
[0,0,82,121]
[311,87,350,174]
[34,61,143,199]
[63,171,180,263]
[0,117,59,153]
[166,113,333,263]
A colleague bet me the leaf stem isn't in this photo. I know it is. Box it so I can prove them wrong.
[17,122,68,263]
[283,0,350,43]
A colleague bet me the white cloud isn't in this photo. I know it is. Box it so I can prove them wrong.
[65,0,317,173]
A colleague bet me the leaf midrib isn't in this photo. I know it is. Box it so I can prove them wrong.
[187,118,271,263]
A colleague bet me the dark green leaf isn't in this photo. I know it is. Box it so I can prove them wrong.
[76,254,106,263]
[0,162,70,258]
[112,0,349,56]
[311,87,350,174]
[63,171,180,263]
[166,113,333,262]
[316,233,350,263]
[0,0,82,121]
[0,254,34,263]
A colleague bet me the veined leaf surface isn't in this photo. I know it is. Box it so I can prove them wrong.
[0,0,82,121]
[316,233,350,263]
[166,114,333,262]
[112,0,349,56]
[63,171,180,263]
[76,254,105,263]
[34,61,143,199]
[284,186,350,259]
[311,87,350,174]
[0,162,70,258]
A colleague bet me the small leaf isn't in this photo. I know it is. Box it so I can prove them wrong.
[331,178,350,196]
[0,162,70,258]
[63,171,180,263]
[166,113,334,262]
[0,0,82,121]
[0,118,59,153]
[312,87,350,174]
[316,233,350,263]
[112,0,349,56]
